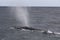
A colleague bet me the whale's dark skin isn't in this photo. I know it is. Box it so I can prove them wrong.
[14,26,42,31]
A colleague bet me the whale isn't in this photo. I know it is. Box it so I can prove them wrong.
[14,26,42,31]
[14,26,60,35]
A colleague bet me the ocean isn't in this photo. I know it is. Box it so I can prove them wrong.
[0,7,60,40]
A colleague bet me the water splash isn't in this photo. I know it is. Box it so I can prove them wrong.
[15,7,29,27]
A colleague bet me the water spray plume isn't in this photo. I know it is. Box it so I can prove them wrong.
[15,7,29,27]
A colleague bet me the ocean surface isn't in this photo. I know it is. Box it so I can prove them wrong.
[0,7,60,40]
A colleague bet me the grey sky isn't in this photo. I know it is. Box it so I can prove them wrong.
[0,0,60,6]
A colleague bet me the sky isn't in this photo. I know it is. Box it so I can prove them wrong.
[0,0,60,6]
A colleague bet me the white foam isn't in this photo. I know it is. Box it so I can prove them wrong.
[47,30,53,33]
[21,29,31,31]
[54,32,60,35]
[47,30,60,35]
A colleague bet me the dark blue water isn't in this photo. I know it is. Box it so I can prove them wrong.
[0,7,60,40]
